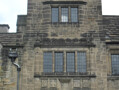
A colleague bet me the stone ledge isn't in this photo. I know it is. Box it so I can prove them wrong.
[107,75,119,80]
[34,72,96,78]
[106,41,119,44]
[0,24,10,29]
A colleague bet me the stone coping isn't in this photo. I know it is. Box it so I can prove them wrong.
[0,24,10,29]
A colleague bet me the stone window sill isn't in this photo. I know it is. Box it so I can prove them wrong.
[34,72,96,78]
[108,75,119,80]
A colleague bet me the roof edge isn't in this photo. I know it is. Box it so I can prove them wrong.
[0,24,10,29]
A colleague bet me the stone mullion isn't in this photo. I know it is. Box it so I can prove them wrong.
[59,6,61,22]
[88,48,91,74]
[108,52,112,75]
[68,6,71,23]
[64,51,66,72]
[78,6,80,23]
[75,51,77,72]
[53,51,55,72]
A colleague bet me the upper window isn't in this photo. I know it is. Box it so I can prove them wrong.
[61,8,68,22]
[71,8,78,22]
[52,8,59,22]
[111,54,119,75]
[51,7,78,23]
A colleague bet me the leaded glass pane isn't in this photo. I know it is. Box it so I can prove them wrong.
[55,52,63,72]
[41,87,48,90]
[71,8,78,22]
[49,87,57,90]
[82,87,91,90]
[66,52,75,72]
[77,52,86,73]
[61,8,68,22]
[43,52,53,72]
[73,87,81,90]
[73,87,90,90]
[111,54,119,75]
[52,8,58,22]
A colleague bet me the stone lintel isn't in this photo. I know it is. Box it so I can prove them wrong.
[3,45,24,48]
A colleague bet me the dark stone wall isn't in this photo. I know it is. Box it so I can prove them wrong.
[103,16,119,41]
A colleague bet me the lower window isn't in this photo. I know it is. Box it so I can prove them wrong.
[66,52,75,72]
[77,52,87,73]
[111,54,119,75]
[43,51,87,73]
[43,52,53,72]
[55,52,64,72]
[41,87,47,90]
[49,87,57,90]
[73,87,81,90]
[73,87,90,90]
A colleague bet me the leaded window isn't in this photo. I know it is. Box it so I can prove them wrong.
[82,87,91,90]
[73,87,90,90]
[77,52,86,73]
[49,87,57,90]
[43,52,53,72]
[41,88,48,90]
[52,8,59,22]
[61,8,68,22]
[51,7,79,23]
[55,52,64,72]
[43,51,87,74]
[66,52,75,72]
[111,54,119,75]
[73,87,81,90]
[71,8,78,22]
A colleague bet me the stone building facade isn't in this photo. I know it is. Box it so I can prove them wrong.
[0,0,119,90]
